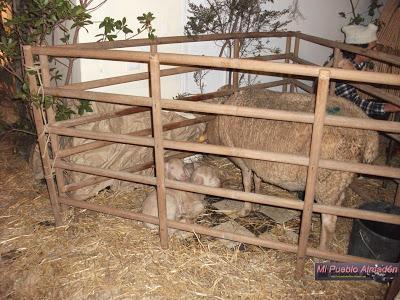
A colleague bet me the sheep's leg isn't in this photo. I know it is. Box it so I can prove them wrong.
[240,167,254,217]
[254,173,261,194]
[230,157,253,216]
[320,214,338,251]
[319,192,345,250]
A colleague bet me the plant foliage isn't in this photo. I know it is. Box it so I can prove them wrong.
[338,0,383,25]
[0,0,156,125]
[184,0,292,89]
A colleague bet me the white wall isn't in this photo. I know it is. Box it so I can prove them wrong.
[181,0,375,94]
[264,0,375,90]
[72,0,376,96]
[74,0,186,98]
[274,0,374,65]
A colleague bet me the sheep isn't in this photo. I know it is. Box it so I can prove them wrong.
[164,158,191,182]
[207,88,379,250]
[142,164,221,235]
[190,165,221,188]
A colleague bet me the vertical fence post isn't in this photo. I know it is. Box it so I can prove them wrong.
[149,50,169,249]
[295,69,330,278]
[39,55,68,210]
[395,181,400,207]
[283,35,292,92]
[232,39,240,92]
[330,48,341,96]
[150,44,157,54]
[22,46,63,226]
[290,35,300,93]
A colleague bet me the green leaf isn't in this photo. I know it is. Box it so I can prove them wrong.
[122,27,133,34]
[106,34,118,41]
[77,99,92,115]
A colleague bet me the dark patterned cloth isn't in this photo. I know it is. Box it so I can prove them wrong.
[335,61,386,117]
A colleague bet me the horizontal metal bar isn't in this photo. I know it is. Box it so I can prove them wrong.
[56,195,385,264]
[297,32,400,67]
[53,106,149,128]
[61,55,287,92]
[43,87,400,133]
[290,79,314,93]
[55,160,156,186]
[62,152,194,192]
[56,31,294,50]
[290,55,317,66]
[163,139,400,179]
[57,115,213,158]
[31,47,400,86]
[48,126,154,147]
[165,179,400,225]
[352,83,400,107]
[56,154,400,219]
[63,66,200,91]
[50,121,399,180]
[290,56,400,106]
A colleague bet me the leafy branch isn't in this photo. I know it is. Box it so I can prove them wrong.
[0,0,156,126]
[338,0,382,25]
[185,0,292,90]
[95,12,156,42]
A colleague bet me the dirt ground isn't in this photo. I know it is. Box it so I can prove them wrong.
[0,135,395,299]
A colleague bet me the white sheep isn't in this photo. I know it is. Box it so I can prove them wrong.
[142,163,221,235]
[207,88,379,250]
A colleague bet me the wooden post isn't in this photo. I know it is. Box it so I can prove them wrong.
[39,54,68,211]
[290,36,300,92]
[330,48,341,95]
[295,69,331,278]
[394,180,400,207]
[283,36,292,92]
[233,39,240,92]
[150,44,157,54]
[23,46,63,226]
[149,51,169,249]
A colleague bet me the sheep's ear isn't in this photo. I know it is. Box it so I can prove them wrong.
[192,175,204,185]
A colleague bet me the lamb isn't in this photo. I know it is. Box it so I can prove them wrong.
[164,158,191,181]
[190,165,221,188]
[142,164,221,234]
[207,88,379,250]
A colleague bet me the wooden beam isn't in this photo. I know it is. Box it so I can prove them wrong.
[149,53,169,249]
[330,48,341,95]
[283,36,292,92]
[43,87,400,134]
[55,160,400,225]
[232,39,240,92]
[57,115,214,158]
[23,46,63,226]
[297,32,400,66]
[30,47,400,86]
[56,31,294,50]
[296,70,330,278]
[63,66,200,91]
[63,152,194,192]
[352,83,400,107]
[58,195,383,264]
[290,36,300,92]
[39,54,69,211]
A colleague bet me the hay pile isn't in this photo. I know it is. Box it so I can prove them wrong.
[0,136,390,299]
